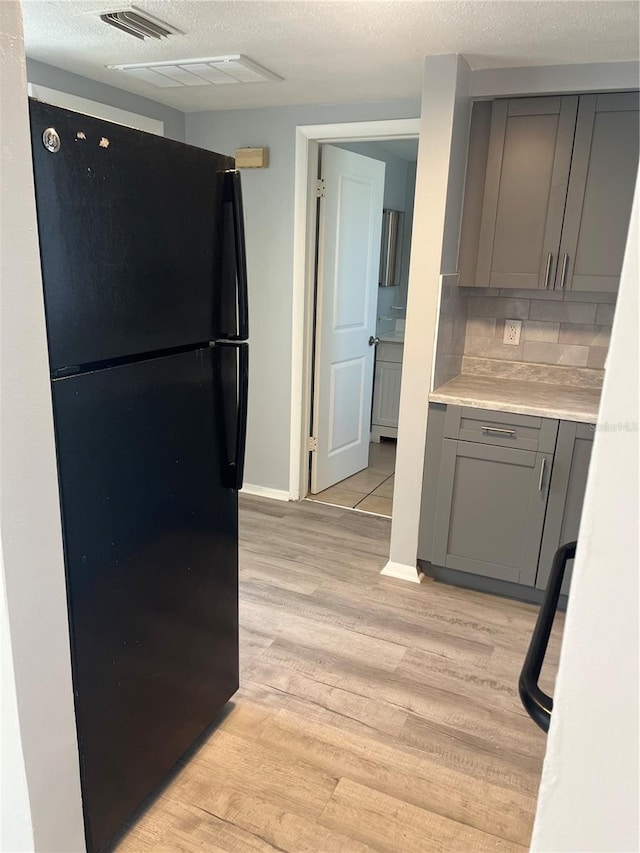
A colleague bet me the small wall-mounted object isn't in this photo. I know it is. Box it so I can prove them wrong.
[235,147,269,169]
[379,208,403,286]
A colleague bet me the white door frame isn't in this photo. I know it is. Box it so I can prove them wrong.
[289,118,421,501]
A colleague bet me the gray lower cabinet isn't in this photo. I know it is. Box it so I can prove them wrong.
[419,403,594,597]
[432,439,552,586]
[536,422,594,594]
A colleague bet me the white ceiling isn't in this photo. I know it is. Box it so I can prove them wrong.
[22,1,640,113]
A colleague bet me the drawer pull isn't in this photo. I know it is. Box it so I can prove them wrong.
[481,426,517,437]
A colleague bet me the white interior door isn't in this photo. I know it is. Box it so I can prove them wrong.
[311,145,385,494]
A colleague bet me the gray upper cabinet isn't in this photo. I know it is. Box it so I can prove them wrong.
[474,96,578,290]
[557,93,640,293]
[536,422,594,594]
[432,438,553,586]
[461,91,639,292]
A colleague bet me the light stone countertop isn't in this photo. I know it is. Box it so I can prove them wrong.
[378,331,405,343]
[429,373,601,424]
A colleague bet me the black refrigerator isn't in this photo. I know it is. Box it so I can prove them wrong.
[29,100,248,853]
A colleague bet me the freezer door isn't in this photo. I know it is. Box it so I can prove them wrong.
[29,100,239,370]
[51,347,239,853]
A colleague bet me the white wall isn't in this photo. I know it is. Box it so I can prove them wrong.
[1,546,33,851]
[385,54,472,579]
[531,189,639,852]
[0,3,85,850]
[26,57,185,142]
[186,99,420,493]
[399,162,417,311]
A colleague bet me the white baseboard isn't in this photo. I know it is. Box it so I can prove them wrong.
[240,483,290,502]
[380,560,421,583]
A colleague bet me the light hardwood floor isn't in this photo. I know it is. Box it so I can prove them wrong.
[114,495,563,852]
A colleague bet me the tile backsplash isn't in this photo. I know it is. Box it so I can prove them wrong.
[463,288,616,370]
[433,275,468,389]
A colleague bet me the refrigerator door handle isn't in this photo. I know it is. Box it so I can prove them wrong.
[224,170,249,341]
[519,540,576,732]
[233,343,249,490]
[218,342,248,490]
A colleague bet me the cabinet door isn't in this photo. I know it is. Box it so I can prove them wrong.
[537,422,594,594]
[432,440,551,585]
[371,360,402,428]
[476,96,578,290]
[557,93,639,293]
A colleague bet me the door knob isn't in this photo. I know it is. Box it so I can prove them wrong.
[368,336,380,346]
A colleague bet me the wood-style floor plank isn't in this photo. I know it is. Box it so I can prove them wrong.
[114,495,563,852]
[319,778,528,853]
[171,730,338,822]
[258,708,537,846]
[243,663,410,738]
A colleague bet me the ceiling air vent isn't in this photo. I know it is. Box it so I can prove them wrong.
[109,56,282,88]
[100,6,182,40]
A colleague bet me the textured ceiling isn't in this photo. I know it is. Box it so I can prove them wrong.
[22,0,640,112]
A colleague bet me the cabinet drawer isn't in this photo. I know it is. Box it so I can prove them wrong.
[444,405,557,452]
[376,341,403,363]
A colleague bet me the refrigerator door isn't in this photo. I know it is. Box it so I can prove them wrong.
[51,346,239,853]
[29,100,242,370]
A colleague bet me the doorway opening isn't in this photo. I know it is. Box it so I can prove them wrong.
[306,435,397,516]
[289,120,420,517]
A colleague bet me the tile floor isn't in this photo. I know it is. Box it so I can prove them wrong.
[306,439,396,517]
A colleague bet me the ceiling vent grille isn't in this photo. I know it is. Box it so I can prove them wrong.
[100,6,181,40]
[109,55,282,88]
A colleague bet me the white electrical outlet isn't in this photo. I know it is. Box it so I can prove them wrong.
[503,319,522,345]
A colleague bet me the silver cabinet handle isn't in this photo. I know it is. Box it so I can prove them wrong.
[481,426,516,436]
[368,336,380,347]
[559,253,569,289]
[543,252,553,289]
[538,457,546,492]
